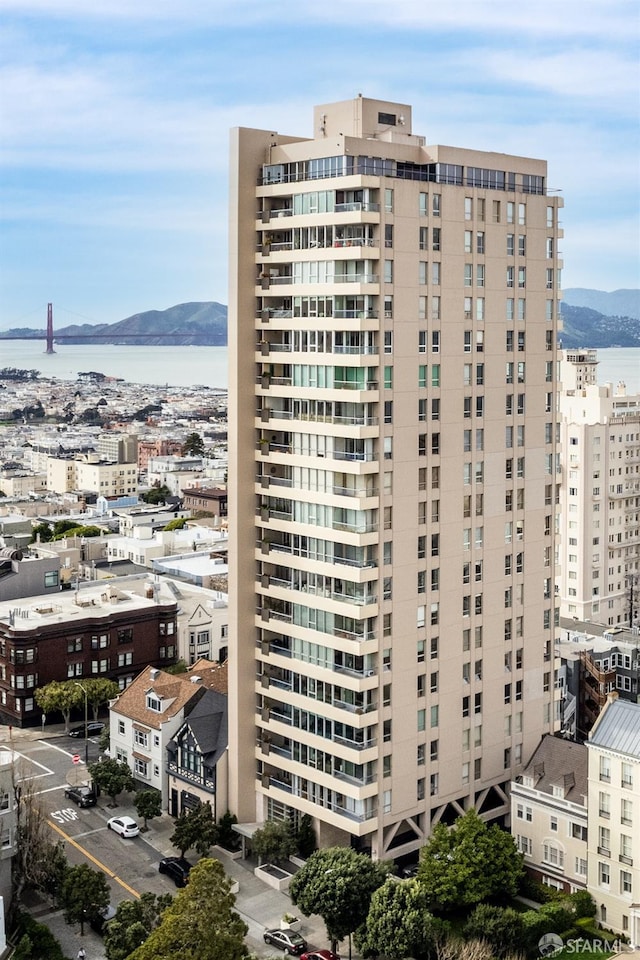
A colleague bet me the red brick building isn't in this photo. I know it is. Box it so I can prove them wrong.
[0,585,178,727]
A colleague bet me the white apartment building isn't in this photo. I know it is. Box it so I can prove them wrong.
[510,735,588,893]
[229,96,562,860]
[46,455,138,499]
[558,350,640,627]
[587,694,640,947]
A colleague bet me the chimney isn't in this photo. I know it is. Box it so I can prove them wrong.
[149,668,159,681]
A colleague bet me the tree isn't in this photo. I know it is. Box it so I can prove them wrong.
[60,863,110,935]
[88,757,135,807]
[30,521,53,543]
[289,846,391,948]
[82,677,120,720]
[12,911,68,960]
[126,858,249,960]
[134,789,162,831]
[295,813,317,858]
[217,810,241,852]
[34,680,83,731]
[356,877,445,960]
[170,801,218,858]
[11,770,67,927]
[140,483,171,505]
[182,432,205,456]
[103,892,173,960]
[463,904,524,958]
[251,819,296,865]
[417,808,524,912]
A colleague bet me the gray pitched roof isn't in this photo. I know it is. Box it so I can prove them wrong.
[588,698,640,758]
[170,688,228,765]
[522,734,588,805]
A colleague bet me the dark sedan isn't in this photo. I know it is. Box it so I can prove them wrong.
[158,856,193,887]
[63,785,97,808]
[68,721,105,737]
[263,928,308,955]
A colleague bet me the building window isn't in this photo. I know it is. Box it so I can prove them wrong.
[134,758,149,778]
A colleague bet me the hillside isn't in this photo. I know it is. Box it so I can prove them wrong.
[1,295,638,348]
[559,304,640,348]
[562,288,639,319]
[0,302,228,347]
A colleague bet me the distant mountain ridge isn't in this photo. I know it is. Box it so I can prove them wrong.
[562,288,639,320]
[0,293,638,348]
[0,302,228,346]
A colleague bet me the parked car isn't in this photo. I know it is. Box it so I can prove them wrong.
[263,928,308,955]
[69,722,105,738]
[158,856,193,887]
[301,951,341,960]
[107,815,139,838]
[63,785,97,808]
[400,862,419,878]
[90,903,117,935]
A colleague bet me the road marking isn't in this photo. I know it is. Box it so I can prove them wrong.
[47,819,141,900]
[0,745,55,781]
[39,740,87,761]
[51,808,79,823]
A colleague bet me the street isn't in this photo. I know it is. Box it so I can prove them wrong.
[3,730,336,958]
[4,733,173,906]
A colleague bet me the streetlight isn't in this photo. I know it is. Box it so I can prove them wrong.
[74,681,89,764]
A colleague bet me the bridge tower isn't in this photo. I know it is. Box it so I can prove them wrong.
[46,302,55,354]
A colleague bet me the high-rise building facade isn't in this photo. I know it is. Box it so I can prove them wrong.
[229,97,562,860]
[558,350,640,626]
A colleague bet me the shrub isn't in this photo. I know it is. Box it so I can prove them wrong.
[463,904,524,957]
[567,889,597,919]
[12,912,67,960]
[217,810,241,852]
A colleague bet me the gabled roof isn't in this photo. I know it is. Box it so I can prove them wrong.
[521,734,588,805]
[588,697,640,758]
[168,688,228,765]
[111,664,205,729]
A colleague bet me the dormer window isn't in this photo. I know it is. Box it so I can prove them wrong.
[552,784,564,799]
[146,693,162,712]
[522,776,534,788]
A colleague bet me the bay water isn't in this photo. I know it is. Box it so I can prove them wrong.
[0,340,638,393]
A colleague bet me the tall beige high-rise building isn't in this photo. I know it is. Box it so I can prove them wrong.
[557,349,640,627]
[229,96,562,860]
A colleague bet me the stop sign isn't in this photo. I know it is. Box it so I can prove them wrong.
[72,755,81,764]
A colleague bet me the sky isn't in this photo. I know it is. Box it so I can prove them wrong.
[0,0,638,330]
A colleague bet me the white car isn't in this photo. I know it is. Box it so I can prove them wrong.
[107,815,139,838]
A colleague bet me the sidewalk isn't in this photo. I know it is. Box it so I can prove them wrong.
[5,724,343,956]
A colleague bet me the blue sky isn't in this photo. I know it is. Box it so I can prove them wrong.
[0,0,638,329]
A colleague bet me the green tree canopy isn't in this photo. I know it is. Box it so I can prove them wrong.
[182,432,205,456]
[170,802,218,857]
[140,483,171,505]
[88,757,135,807]
[81,677,120,720]
[134,789,162,830]
[417,808,524,912]
[35,680,83,731]
[126,858,249,960]
[60,863,110,935]
[356,877,445,960]
[30,521,53,543]
[163,517,186,530]
[12,912,67,960]
[251,819,296,865]
[104,892,173,960]
[289,846,391,946]
[463,904,524,958]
